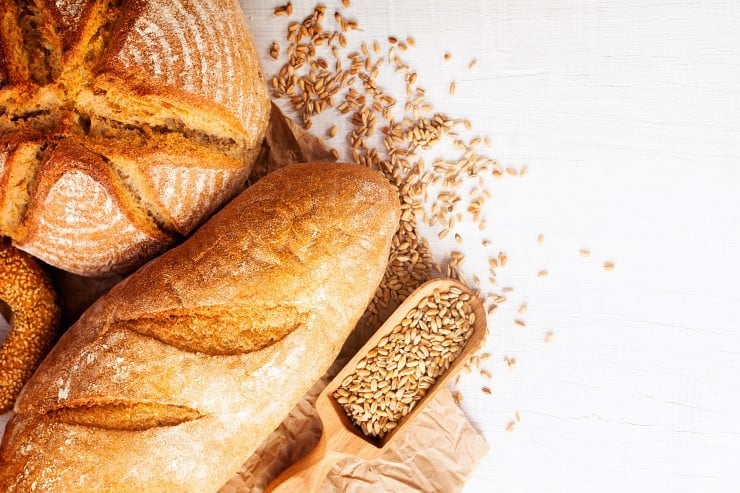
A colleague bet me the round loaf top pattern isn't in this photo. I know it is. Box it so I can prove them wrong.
[0,0,271,276]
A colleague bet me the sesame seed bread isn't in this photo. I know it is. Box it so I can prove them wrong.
[0,162,401,492]
[0,240,60,414]
[0,0,270,276]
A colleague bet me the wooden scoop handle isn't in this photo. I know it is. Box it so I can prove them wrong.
[265,430,351,493]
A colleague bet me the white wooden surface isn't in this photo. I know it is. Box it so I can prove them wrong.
[243,1,740,491]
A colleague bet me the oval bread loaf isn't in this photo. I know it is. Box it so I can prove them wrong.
[0,0,270,276]
[0,162,401,492]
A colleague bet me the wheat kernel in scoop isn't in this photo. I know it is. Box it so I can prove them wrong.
[328,125,338,138]
[603,261,615,271]
[333,289,475,439]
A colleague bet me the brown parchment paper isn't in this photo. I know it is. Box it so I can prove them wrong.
[45,102,489,493]
[220,379,488,493]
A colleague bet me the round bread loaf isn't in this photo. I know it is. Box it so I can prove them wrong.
[0,0,270,276]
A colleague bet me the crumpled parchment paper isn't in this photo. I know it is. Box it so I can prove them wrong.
[219,379,488,493]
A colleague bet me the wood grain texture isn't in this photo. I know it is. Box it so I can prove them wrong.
[243,1,740,491]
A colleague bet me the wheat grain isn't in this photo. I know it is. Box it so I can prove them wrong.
[333,289,475,438]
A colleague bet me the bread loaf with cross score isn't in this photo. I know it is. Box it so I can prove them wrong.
[0,0,270,276]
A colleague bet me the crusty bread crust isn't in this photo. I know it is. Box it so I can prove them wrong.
[0,162,401,492]
[0,0,270,276]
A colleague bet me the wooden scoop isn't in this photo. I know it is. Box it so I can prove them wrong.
[265,277,487,493]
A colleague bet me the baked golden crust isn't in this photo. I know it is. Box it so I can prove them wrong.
[0,163,401,492]
[0,0,270,276]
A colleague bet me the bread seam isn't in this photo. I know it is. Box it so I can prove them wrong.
[57,0,126,85]
[14,0,63,85]
[43,400,207,431]
[81,143,181,237]
[0,0,31,84]
[0,136,48,236]
[109,312,305,356]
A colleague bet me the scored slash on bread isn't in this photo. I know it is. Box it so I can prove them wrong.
[0,0,270,276]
